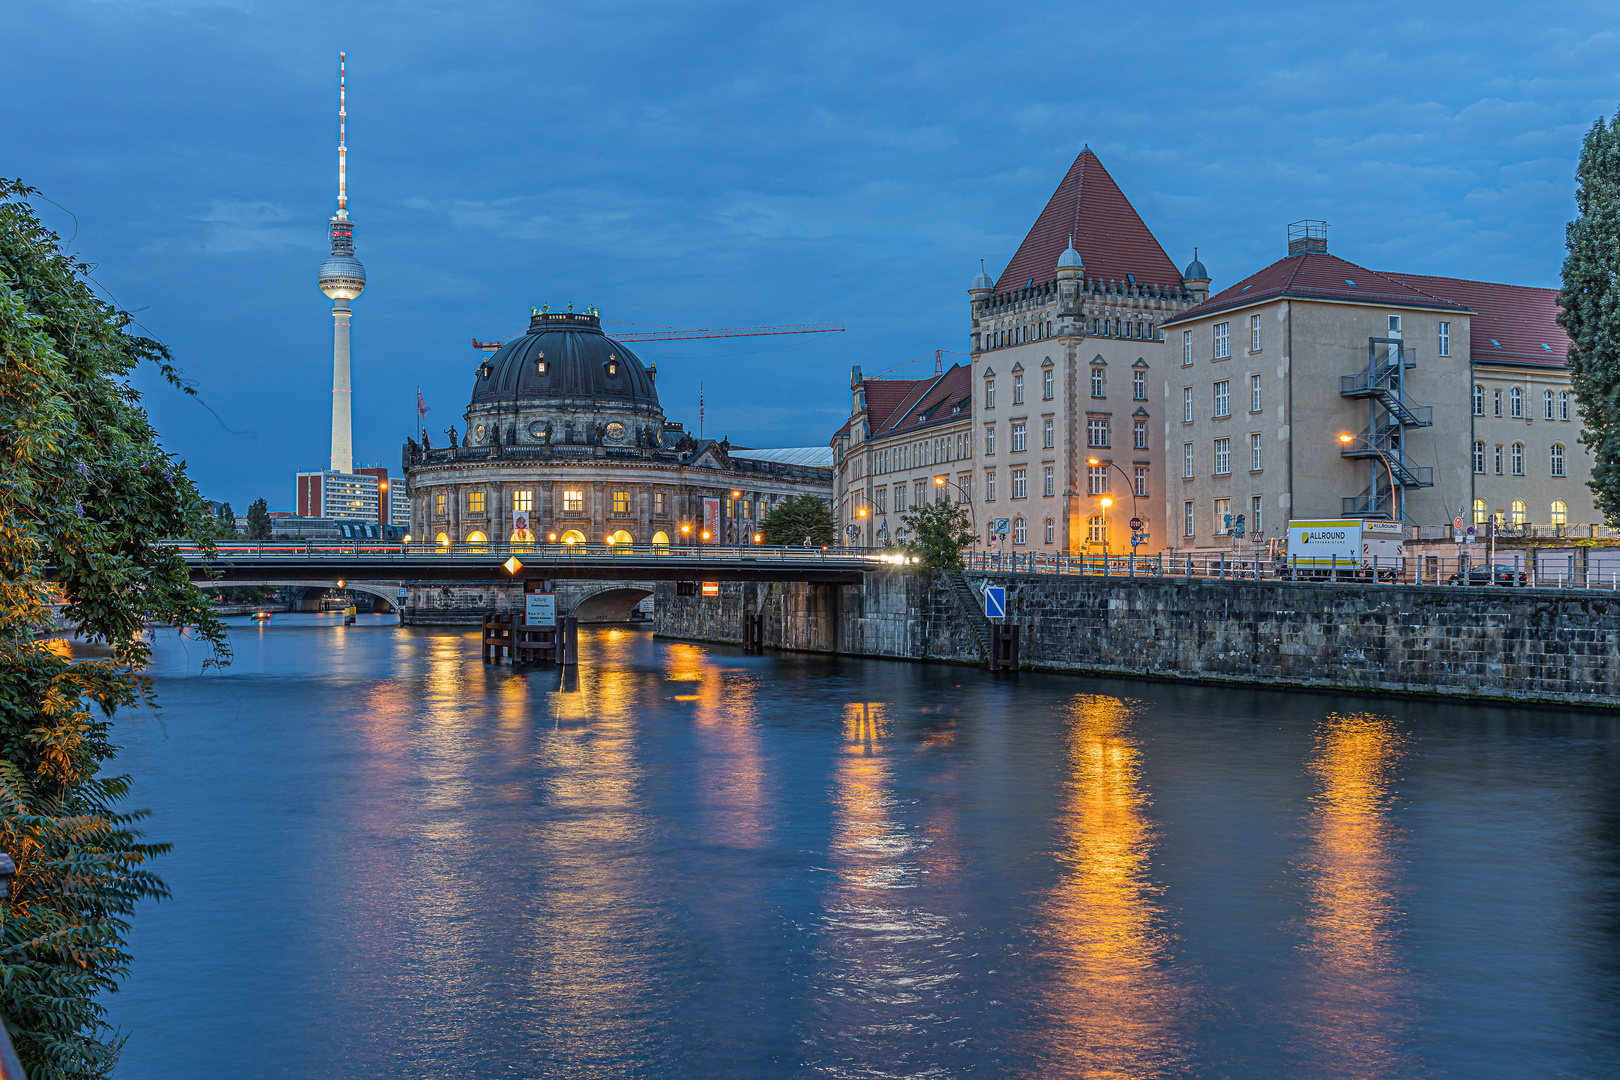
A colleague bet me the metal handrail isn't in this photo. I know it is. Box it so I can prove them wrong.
[163,540,896,564]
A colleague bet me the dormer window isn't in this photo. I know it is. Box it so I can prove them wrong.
[478,361,493,379]
[535,350,547,375]
[606,354,619,377]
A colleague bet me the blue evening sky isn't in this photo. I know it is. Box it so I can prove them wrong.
[5,1,1618,510]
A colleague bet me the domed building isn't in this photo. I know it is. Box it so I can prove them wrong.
[402,308,832,552]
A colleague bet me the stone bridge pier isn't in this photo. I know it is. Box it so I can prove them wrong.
[402,579,656,626]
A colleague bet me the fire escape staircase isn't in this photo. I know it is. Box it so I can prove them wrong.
[1339,339,1433,519]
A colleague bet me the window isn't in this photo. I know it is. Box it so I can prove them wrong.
[1133,420,1148,450]
[1214,438,1231,475]
[1091,368,1106,397]
[1043,466,1054,497]
[1014,374,1024,404]
[1560,391,1570,420]
[1184,501,1195,536]
[985,470,996,501]
[1472,441,1485,474]
[1183,387,1194,423]
[1551,499,1568,526]
[1249,314,1262,351]
[1087,464,1108,495]
[1511,386,1522,418]
[1214,497,1231,534]
[1043,369,1054,400]
[1088,515,1107,544]
[654,491,667,514]
[612,490,631,513]
[563,489,584,513]
[1214,322,1230,359]
[434,490,446,516]
[1494,444,1503,475]
[1213,380,1230,417]
[984,426,995,455]
[986,380,995,408]
[1511,500,1526,526]
[1044,419,1055,448]
[1251,374,1262,412]
[1438,321,1450,357]
[1511,442,1524,475]
[1472,498,1487,525]
[1012,469,1027,499]
[467,490,486,514]
[1183,330,1193,365]
[915,479,925,506]
[1551,443,1566,477]
[959,473,972,502]
[1544,390,1555,420]
[894,484,906,513]
[1135,467,1148,497]
[1012,422,1027,452]
[1133,370,1147,400]
[873,488,887,515]
[1472,385,1484,416]
[1044,517,1055,544]
[1250,432,1262,471]
[1013,518,1027,545]
[1389,315,1402,336]
[1183,443,1194,479]
[1087,418,1109,448]
[1251,495,1263,535]
[1494,389,1502,417]
[514,489,533,512]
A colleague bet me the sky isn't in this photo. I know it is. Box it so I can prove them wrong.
[5,1,1619,510]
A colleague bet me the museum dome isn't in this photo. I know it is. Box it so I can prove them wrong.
[470,310,661,412]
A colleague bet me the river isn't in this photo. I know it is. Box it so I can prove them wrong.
[103,614,1619,1078]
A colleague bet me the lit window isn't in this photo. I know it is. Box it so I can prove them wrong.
[1184,501,1195,536]
[1088,515,1106,544]
[985,380,995,408]
[1135,467,1148,497]
[1011,422,1027,452]
[1251,374,1262,412]
[1012,469,1027,499]
[1214,322,1230,359]
[1511,443,1524,475]
[654,492,667,514]
[1511,386,1522,418]
[513,489,533,512]
[1214,497,1231,534]
[1091,368,1106,398]
[1183,330,1193,365]
[1044,419,1054,448]
[1214,438,1231,475]
[1249,314,1262,351]
[1472,498,1487,525]
[1551,499,1568,526]
[1044,517,1055,544]
[1183,443,1194,479]
[1087,464,1108,495]
[434,490,446,516]
[1014,375,1024,405]
[1043,369,1054,400]
[1213,380,1230,417]
[1551,443,1566,477]
[1472,385,1483,416]
[1511,500,1526,526]
[1183,386,1193,423]
[467,491,486,514]
[1133,370,1146,400]
[1043,466,1055,497]
[1438,321,1450,356]
[563,489,584,513]
[1472,441,1485,474]
[1013,518,1027,545]
[1087,418,1109,448]
[1250,432,1262,471]
[1134,420,1147,450]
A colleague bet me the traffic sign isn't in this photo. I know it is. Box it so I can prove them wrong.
[525,592,556,627]
[1129,517,1143,531]
[1252,534,1265,543]
[983,586,1006,619]
[993,518,1010,535]
[1454,516,1464,530]
[1465,526,1476,536]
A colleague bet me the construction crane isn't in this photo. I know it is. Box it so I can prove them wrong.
[472,320,844,352]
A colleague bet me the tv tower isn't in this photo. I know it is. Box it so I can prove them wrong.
[317,51,365,474]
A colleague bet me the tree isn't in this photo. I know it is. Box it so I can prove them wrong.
[0,180,228,1078]
[761,494,834,546]
[245,498,273,540]
[1560,106,1620,525]
[214,501,235,538]
[900,499,976,572]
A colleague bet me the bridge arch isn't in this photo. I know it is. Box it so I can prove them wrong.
[568,585,654,622]
[196,580,400,613]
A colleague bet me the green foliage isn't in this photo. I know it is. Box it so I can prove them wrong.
[761,494,834,547]
[1560,107,1620,525]
[0,179,229,1078]
[245,498,273,540]
[900,498,976,572]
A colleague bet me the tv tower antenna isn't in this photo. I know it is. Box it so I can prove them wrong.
[318,51,366,474]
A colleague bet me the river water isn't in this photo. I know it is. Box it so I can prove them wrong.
[103,615,1618,1079]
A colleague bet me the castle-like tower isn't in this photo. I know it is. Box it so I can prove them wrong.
[317,52,366,474]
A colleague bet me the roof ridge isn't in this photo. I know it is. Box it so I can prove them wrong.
[886,368,953,431]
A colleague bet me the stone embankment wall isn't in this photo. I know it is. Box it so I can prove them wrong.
[654,571,1620,707]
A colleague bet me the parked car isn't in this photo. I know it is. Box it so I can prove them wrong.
[1446,564,1528,586]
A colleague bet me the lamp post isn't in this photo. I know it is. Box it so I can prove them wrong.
[1086,457,1140,552]
[1337,433,1399,520]
[931,475,978,540]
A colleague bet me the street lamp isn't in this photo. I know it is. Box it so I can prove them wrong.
[1338,433,1399,520]
[932,475,979,541]
[1087,456,1141,551]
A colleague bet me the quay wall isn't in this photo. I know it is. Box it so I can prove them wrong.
[653,571,1620,707]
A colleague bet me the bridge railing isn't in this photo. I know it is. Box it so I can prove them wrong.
[163,540,893,565]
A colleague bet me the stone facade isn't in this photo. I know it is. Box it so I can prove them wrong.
[656,571,1620,707]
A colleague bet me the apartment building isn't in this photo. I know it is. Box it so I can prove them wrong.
[1159,223,1595,552]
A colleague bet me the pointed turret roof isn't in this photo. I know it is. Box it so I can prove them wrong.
[995,148,1182,292]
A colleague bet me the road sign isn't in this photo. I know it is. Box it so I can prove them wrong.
[1129,517,1143,531]
[993,518,1010,535]
[525,592,556,627]
[1252,533,1265,543]
[983,585,1006,619]
[1465,526,1476,536]
[701,581,720,597]
[1454,516,1464,530]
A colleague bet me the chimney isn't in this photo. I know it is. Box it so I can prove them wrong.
[1287,220,1328,256]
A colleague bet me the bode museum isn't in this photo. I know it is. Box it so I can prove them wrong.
[401,308,832,549]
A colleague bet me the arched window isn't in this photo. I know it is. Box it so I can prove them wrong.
[1560,391,1570,420]
[1088,515,1107,544]
[1544,389,1555,420]
[1012,518,1027,545]
[1551,500,1568,526]
[608,529,633,545]
[1510,386,1523,417]
[434,531,449,547]
[1472,385,1484,415]
[1550,443,1566,477]
[1511,443,1524,476]
[651,530,671,546]
[1472,498,1487,525]
[1472,441,1485,474]
[465,530,488,549]
[1510,500,1526,526]
[1044,517,1055,544]
[560,529,587,545]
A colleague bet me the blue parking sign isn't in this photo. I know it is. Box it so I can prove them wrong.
[983,586,1006,619]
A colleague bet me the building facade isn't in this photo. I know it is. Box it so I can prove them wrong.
[403,309,832,548]
[1159,224,1596,552]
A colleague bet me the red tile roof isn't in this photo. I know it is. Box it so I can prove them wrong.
[995,149,1183,293]
[1388,273,1569,368]
[850,365,973,440]
[1163,251,1470,327]
[860,377,926,432]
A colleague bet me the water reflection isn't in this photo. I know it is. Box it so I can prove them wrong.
[668,644,771,849]
[1294,711,1415,1078]
[1030,693,1190,1079]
